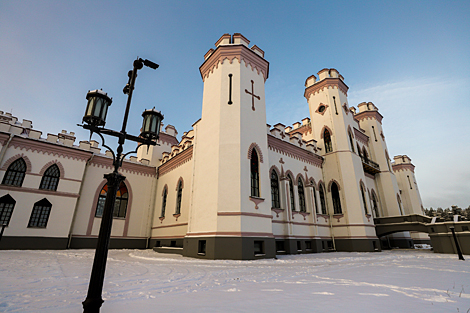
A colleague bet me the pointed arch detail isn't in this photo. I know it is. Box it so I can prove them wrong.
[247,142,264,163]
[269,165,281,177]
[161,184,168,196]
[175,177,184,190]
[39,160,65,178]
[1,154,32,173]
[320,125,333,139]
[284,170,295,184]
[327,179,341,192]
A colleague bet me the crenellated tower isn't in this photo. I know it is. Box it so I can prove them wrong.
[304,69,379,252]
[186,33,275,259]
[392,155,424,215]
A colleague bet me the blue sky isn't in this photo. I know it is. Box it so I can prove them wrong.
[1,0,469,209]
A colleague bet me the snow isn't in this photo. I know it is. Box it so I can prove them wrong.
[0,249,469,312]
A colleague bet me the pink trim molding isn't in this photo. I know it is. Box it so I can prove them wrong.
[247,142,264,163]
[249,196,265,209]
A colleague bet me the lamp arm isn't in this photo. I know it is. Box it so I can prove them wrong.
[94,132,116,164]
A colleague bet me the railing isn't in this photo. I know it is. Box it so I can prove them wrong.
[361,156,380,174]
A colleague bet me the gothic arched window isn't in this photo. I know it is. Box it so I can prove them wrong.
[362,147,369,163]
[310,179,318,214]
[175,180,183,214]
[288,175,295,211]
[361,185,368,214]
[28,198,52,228]
[348,131,355,153]
[371,192,379,217]
[0,194,16,226]
[95,181,129,218]
[161,186,168,218]
[357,144,362,157]
[319,184,327,214]
[331,182,342,214]
[2,158,26,187]
[39,164,60,191]
[270,170,280,209]
[298,178,306,212]
[324,129,332,153]
[250,149,260,197]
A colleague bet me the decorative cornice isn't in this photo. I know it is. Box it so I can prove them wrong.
[8,136,92,161]
[90,155,157,177]
[217,212,272,219]
[249,196,265,209]
[158,132,179,146]
[392,163,415,173]
[185,231,274,238]
[199,44,269,82]
[354,127,369,145]
[157,145,193,177]
[151,222,188,230]
[0,185,79,198]
[354,110,384,124]
[267,135,323,168]
[304,78,349,99]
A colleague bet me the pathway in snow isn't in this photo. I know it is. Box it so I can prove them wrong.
[0,249,469,312]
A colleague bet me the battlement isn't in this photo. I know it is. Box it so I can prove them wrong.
[393,155,412,165]
[304,68,345,88]
[357,102,379,113]
[204,33,265,60]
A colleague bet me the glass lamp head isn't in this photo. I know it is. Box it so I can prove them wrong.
[140,108,164,141]
[83,90,112,127]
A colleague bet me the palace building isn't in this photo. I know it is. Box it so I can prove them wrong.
[0,33,428,259]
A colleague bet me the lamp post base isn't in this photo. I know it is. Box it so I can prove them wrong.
[82,297,104,313]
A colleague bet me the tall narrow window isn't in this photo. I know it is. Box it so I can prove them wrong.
[397,196,403,215]
[310,179,318,214]
[288,175,295,211]
[298,178,306,212]
[39,164,60,191]
[362,147,369,163]
[161,187,168,217]
[361,185,368,214]
[2,158,26,187]
[319,184,327,214]
[175,180,183,214]
[324,129,332,153]
[28,198,52,228]
[95,181,129,218]
[407,175,413,189]
[331,182,342,214]
[0,194,16,226]
[250,149,260,197]
[357,144,362,157]
[270,170,280,208]
[371,193,379,217]
[348,131,355,153]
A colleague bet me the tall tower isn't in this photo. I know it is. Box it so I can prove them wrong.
[354,102,402,217]
[185,34,274,259]
[392,155,424,215]
[304,69,379,252]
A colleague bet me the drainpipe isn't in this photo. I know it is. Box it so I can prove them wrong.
[0,134,15,166]
[67,153,94,248]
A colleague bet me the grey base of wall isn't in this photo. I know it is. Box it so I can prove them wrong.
[380,237,414,249]
[69,237,147,249]
[335,238,381,252]
[0,236,69,250]
[412,239,432,245]
[430,233,470,254]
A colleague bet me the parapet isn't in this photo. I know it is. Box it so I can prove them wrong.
[304,68,348,99]
[393,155,412,164]
[357,102,378,113]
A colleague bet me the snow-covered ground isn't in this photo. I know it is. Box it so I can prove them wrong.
[0,249,469,312]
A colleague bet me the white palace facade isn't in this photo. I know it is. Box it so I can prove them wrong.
[0,34,427,259]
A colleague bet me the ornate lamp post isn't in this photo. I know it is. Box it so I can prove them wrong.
[80,58,163,313]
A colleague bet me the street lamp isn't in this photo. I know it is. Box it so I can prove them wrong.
[80,57,163,313]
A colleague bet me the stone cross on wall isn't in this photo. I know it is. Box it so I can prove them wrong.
[245,80,260,111]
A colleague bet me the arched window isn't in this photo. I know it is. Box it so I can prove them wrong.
[175,180,183,214]
[161,186,168,217]
[0,194,16,226]
[362,147,369,163]
[298,178,306,212]
[310,179,318,214]
[2,158,26,187]
[250,149,260,197]
[288,175,295,211]
[270,170,280,209]
[361,185,368,214]
[371,192,379,217]
[28,198,52,228]
[95,181,129,218]
[348,131,355,153]
[397,196,403,215]
[331,182,342,214]
[319,184,327,214]
[39,164,60,191]
[357,144,362,157]
[324,129,332,153]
